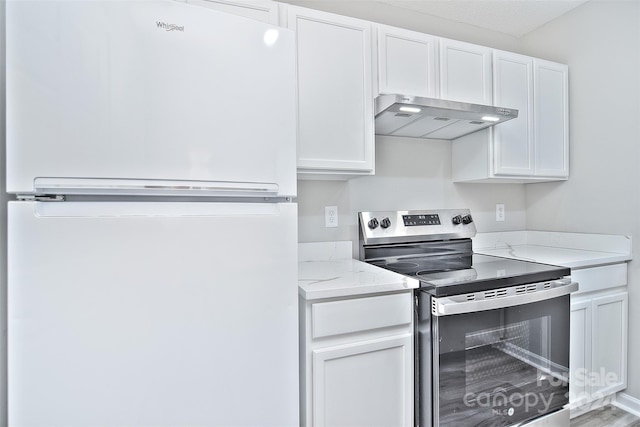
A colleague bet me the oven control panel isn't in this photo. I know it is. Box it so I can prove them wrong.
[403,214,441,226]
[359,209,476,245]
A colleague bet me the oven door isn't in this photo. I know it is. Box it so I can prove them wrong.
[423,279,577,427]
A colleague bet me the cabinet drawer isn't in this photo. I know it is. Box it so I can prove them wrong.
[571,264,627,295]
[312,293,412,339]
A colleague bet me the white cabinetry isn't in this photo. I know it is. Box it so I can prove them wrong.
[186,0,280,24]
[534,59,569,177]
[376,25,438,98]
[493,51,535,176]
[569,299,591,407]
[288,6,375,177]
[591,292,628,397]
[452,53,569,183]
[569,264,628,416]
[439,38,492,105]
[300,292,414,426]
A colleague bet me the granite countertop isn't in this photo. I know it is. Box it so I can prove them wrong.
[298,241,419,300]
[473,231,632,269]
[475,246,631,269]
[298,231,633,300]
[298,258,419,300]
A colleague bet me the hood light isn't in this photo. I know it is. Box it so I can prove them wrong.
[399,106,422,114]
[481,116,500,122]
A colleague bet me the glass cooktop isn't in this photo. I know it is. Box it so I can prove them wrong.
[375,254,570,297]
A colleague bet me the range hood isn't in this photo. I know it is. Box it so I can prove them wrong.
[375,94,518,140]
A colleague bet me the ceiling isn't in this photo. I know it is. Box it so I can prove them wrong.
[376,0,588,37]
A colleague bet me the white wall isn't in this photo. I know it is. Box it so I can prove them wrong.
[297,137,527,256]
[520,0,640,402]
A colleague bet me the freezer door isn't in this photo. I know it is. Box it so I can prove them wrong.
[8,201,298,426]
[7,1,296,197]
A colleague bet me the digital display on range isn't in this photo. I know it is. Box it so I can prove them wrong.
[403,214,441,226]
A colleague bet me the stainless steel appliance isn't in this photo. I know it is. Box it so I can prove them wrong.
[359,209,578,427]
[374,95,518,140]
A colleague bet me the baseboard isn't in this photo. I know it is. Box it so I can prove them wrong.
[613,392,640,418]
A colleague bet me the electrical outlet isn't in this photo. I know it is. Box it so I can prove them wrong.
[325,206,338,228]
[496,204,505,222]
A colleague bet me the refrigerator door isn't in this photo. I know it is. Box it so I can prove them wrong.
[8,201,298,426]
[7,0,296,197]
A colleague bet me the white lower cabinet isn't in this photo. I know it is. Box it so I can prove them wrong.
[300,292,414,426]
[312,335,413,427]
[569,264,628,417]
[569,299,592,407]
[590,291,628,396]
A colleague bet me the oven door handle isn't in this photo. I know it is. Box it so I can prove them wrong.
[431,280,578,316]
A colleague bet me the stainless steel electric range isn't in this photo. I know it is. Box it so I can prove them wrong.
[358,209,578,427]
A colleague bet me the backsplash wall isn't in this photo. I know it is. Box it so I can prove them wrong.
[297,136,527,256]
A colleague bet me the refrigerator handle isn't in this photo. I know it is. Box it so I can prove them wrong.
[32,178,280,197]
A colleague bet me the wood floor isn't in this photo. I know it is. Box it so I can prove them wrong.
[571,406,640,427]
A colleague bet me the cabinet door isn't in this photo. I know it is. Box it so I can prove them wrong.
[534,59,569,177]
[186,0,279,24]
[439,38,492,105]
[312,334,413,427]
[570,299,592,406]
[591,291,627,397]
[377,25,438,98]
[493,51,535,176]
[289,7,374,175]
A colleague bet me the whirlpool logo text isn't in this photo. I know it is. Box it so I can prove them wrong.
[156,21,184,32]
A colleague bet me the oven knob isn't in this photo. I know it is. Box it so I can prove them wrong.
[452,215,463,225]
[462,214,473,224]
[380,217,391,228]
[368,218,379,229]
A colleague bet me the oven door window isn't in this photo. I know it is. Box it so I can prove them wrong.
[433,295,570,426]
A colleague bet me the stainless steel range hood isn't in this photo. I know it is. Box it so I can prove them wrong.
[375,94,518,140]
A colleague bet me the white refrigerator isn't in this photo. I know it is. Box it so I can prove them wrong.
[6,1,298,426]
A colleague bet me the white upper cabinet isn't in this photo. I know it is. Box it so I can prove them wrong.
[534,59,569,178]
[439,38,493,105]
[185,0,280,24]
[452,52,569,183]
[287,6,375,177]
[376,25,438,98]
[493,51,535,176]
